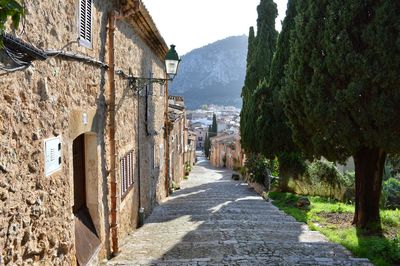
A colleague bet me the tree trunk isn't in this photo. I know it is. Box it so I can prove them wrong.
[353,147,386,231]
[278,166,293,193]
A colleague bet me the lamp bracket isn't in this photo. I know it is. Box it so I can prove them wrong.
[115,69,173,92]
[129,77,169,92]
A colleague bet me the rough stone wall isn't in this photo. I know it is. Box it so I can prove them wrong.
[0,0,114,263]
[0,0,168,264]
[113,19,167,237]
[170,117,185,185]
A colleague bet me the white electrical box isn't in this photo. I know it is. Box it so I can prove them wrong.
[44,136,62,176]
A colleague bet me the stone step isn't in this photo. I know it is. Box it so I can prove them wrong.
[165,196,265,203]
[169,193,259,198]
[124,228,327,244]
[146,213,296,223]
[150,206,283,216]
[149,209,286,218]
[108,256,372,266]
[131,224,318,239]
[117,241,354,262]
[162,200,271,207]
[141,219,307,231]
[108,161,371,266]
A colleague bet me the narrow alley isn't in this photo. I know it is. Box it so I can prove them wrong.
[107,156,371,266]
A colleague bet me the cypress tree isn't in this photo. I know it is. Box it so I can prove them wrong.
[211,113,218,134]
[240,0,278,154]
[282,0,400,229]
[257,0,305,187]
[240,26,257,152]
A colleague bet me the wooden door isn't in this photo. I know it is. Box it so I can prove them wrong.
[72,134,100,265]
[73,134,86,214]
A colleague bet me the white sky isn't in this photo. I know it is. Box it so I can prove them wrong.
[143,0,289,55]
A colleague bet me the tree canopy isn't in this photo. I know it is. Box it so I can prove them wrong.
[281,0,400,228]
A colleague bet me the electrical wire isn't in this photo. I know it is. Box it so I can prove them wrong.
[45,50,108,69]
[0,31,107,75]
[0,64,30,76]
[45,40,79,58]
[4,46,30,66]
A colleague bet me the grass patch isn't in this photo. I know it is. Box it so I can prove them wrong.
[269,192,400,266]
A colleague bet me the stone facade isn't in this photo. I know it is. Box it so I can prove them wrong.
[0,0,169,264]
[185,131,197,167]
[167,96,189,187]
[210,134,244,170]
[193,126,208,150]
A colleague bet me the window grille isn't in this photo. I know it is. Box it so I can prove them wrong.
[121,150,134,199]
[78,0,92,48]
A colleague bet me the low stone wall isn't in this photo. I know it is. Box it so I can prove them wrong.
[247,181,267,196]
[286,177,352,202]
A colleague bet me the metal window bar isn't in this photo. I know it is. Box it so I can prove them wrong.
[121,157,126,195]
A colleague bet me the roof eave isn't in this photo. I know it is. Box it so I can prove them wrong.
[121,0,169,62]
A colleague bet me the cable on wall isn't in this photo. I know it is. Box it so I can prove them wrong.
[0,33,108,75]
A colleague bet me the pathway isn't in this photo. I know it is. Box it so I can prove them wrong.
[108,156,371,265]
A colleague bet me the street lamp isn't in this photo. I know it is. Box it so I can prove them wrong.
[165,45,180,79]
[116,44,181,90]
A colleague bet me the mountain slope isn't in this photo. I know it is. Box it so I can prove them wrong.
[170,35,248,109]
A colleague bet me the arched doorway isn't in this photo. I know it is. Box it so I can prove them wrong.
[73,134,101,265]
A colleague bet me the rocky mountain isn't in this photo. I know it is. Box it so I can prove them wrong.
[169,35,248,109]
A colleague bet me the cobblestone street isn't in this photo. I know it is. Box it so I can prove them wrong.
[107,156,371,266]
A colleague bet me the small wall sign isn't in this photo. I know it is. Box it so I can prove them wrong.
[82,112,88,125]
[44,136,62,176]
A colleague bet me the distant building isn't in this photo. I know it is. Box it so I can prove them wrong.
[193,126,208,149]
[210,134,244,170]
[186,131,197,166]
[168,96,195,187]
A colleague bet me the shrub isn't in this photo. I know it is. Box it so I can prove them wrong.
[245,154,271,187]
[239,166,247,177]
[385,154,400,179]
[184,161,191,175]
[381,178,400,209]
[307,160,341,187]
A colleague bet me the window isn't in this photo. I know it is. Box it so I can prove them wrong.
[121,150,134,199]
[78,0,92,48]
[198,137,203,141]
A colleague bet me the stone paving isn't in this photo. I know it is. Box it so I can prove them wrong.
[107,156,371,266]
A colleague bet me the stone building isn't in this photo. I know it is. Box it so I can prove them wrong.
[0,0,171,264]
[167,96,189,187]
[193,126,208,150]
[185,131,197,167]
[210,133,244,170]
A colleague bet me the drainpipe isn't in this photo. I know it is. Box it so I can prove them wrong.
[164,79,170,196]
[107,10,119,257]
[144,80,151,136]
[137,86,144,227]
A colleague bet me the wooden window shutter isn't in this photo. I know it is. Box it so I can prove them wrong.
[121,151,135,200]
[78,0,92,48]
